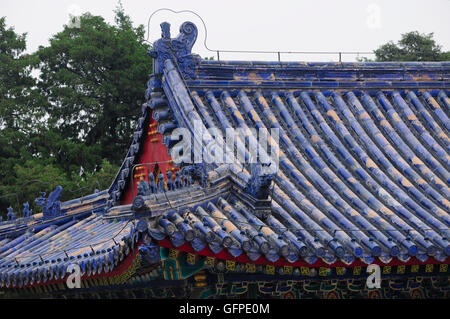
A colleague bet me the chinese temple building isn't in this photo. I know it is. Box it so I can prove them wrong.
[0,21,449,299]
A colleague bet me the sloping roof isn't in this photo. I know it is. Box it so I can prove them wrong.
[129,21,449,267]
[0,190,109,240]
[0,213,135,288]
[1,21,449,289]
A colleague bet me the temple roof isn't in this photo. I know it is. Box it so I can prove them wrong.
[0,214,135,288]
[1,21,449,288]
[123,21,449,267]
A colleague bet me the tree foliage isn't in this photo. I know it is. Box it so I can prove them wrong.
[373,31,449,62]
[0,5,151,218]
[36,7,150,169]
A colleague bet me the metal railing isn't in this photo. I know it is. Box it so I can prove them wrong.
[213,50,375,63]
[144,8,376,63]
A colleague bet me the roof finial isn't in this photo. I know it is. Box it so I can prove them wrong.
[148,21,200,79]
[160,22,171,39]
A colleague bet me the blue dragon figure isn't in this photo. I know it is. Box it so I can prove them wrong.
[34,186,63,218]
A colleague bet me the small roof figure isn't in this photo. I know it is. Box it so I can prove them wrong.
[137,176,150,196]
[23,202,30,218]
[7,206,16,221]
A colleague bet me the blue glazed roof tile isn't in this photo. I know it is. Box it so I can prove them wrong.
[0,206,134,288]
[1,22,449,287]
[134,21,450,267]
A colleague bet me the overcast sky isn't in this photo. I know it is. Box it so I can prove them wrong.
[1,0,449,62]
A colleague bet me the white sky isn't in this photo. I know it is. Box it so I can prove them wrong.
[1,0,449,62]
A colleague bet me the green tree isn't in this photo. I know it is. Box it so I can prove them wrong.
[35,6,151,170]
[373,31,449,62]
[0,17,45,218]
[0,5,148,218]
